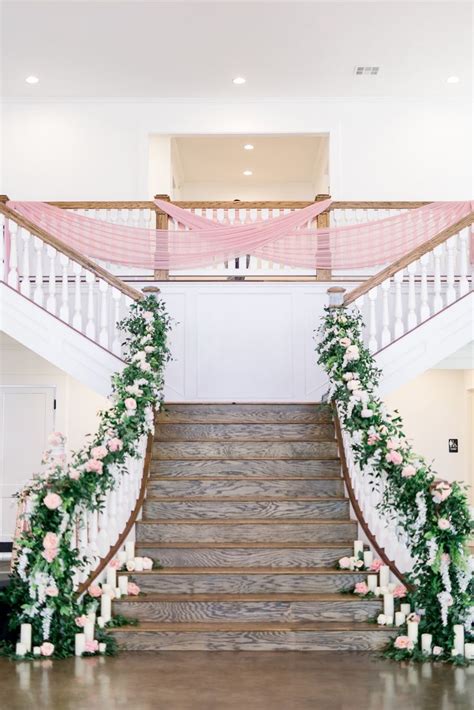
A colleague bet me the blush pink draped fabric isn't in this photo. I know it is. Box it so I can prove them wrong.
[7,199,472,271]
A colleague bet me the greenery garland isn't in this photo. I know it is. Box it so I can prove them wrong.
[316,305,473,661]
[0,295,171,658]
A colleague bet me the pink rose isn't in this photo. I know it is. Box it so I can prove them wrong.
[402,465,416,478]
[126,560,136,572]
[85,639,99,653]
[370,559,383,572]
[43,492,62,510]
[75,615,87,627]
[109,557,121,569]
[91,446,108,460]
[407,613,420,623]
[142,557,153,570]
[345,345,360,361]
[368,433,381,445]
[45,586,59,597]
[354,582,369,595]
[437,518,451,531]
[379,425,389,435]
[139,361,151,372]
[69,469,80,480]
[142,311,154,322]
[393,584,407,599]
[394,635,414,651]
[124,398,137,411]
[127,582,140,596]
[433,646,443,656]
[432,482,452,504]
[361,408,373,418]
[47,432,64,446]
[88,585,102,598]
[107,438,123,453]
[338,556,351,569]
[347,380,360,391]
[42,548,58,563]
[343,373,355,381]
[40,642,55,657]
[43,532,59,550]
[85,458,103,474]
[144,346,154,353]
[340,337,351,347]
[387,438,400,450]
[386,450,403,465]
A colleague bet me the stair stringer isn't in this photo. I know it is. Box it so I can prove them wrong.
[375,292,473,396]
[0,282,123,397]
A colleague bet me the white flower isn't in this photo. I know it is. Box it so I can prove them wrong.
[361,408,373,418]
[140,361,152,372]
[377,614,387,625]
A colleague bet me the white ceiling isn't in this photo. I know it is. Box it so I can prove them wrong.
[1,1,471,99]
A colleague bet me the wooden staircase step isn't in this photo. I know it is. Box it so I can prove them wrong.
[137,519,356,543]
[155,423,334,441]
[109,621,395,651]
[147,478,344,498]
[157,404,332,424]
[114,593,382,623]
[143,498,349,520]
[150,460,341,477]
[153,441,339,460]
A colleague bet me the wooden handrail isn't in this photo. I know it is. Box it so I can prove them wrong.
[0,203,143,302]
[344,212,474,305]
[333,406,408,586]
[76,429,154,597]
[48,201,155,210]
[46,199,431,211]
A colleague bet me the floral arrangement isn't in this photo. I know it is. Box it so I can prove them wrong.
[317,305,473,662]
[0,295,171,658]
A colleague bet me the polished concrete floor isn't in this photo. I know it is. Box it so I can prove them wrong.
[0,651,472,710]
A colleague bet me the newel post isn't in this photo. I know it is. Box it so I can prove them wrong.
[327,286,346,308]
[154,193,170,281]
[315,193,332,282]
[0,195,10,283]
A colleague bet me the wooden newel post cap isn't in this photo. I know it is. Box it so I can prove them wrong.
[154,194,170,201]
[327,286,346,308]
[0,195,10,203]
[142,286,161,294]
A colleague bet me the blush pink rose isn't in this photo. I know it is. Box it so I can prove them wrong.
[47,432,64,446]
[393,584,407,599]
[338,556,351,569]
[127,582,140,596]
[124,398,137,411]
[386,450,403,465]
[85,639,99,653]
[44,492,62,510]
[40,642,55,657]
[437,518,451,531]
[394,636,414,651]
[144,346,154,353]
[354,582,369,595]
[142,311,154,322]
[45,586,59,597]
[85,458,103,474]
[91,446,108,460]
[367,433,381,446]
[75,615,87,627]
[347,380,360,391]
[69,469,80,480]
[387,438,400,450]
[42,548,58,563]
[109,557,121,569]
[139,361,151,372]
[370,559,383,572]
[343,372,355,381]
[43,532,59,550]
[407,612,420,623]
[107,438,123,453]
[340,337,351,347]
[88,584,102,598]
[402,465,417,478]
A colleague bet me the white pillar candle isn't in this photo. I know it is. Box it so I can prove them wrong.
[407,621,419,643]
[379,586,388,596]
[106,566,117,588]
[383,593,394,618]
[387,583,396,593]
[367,575,377,592]
[86,611,96,628]
[385,615,394,626]
[115,587,122,599]
[464,643,474,660]
[75,633,85,657]
[101,593,112,623]
[118,575,128,595]
[84,620,94,643]
[117,551,127,567]
[99,643,106,654]
[379,565,390,588]
[363,550,373,568]
[374,586,381,597]
[125,541,135,561]
[395,611,405,627]
[421,634,432,654]
[97,616,105,629]
[15,642,26,657]
[20,623,32,653]
[134,556,144,572]
[453,624,464,656]
[353,540,364,557]
[102,583,113,596]
[400,603,411,616]
[33,646,41,657]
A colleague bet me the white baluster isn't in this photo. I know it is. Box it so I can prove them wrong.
[97,504,110,558]
[98,279,109,348]
[85,270,96,340]
[419,253,430,322]
[20,228,31,298]
[33,237,44,306]
[46,245,57,314]
[58,254,70,322]
[368,286,378,352]
[72,262,83,330]
[445,235,457,305]
[458,228,469,296]
[0,215,4,281]
[7,220,19,288]
[87,510,100,562]
[77,508,90,582]
[111,288,122,356]
[406,261,418,331]
[393,269,405,339]
[380,279,391,347]
[433,243,444,312]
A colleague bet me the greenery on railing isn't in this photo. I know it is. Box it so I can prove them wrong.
[317,305,473,661]
[0,295,171,658]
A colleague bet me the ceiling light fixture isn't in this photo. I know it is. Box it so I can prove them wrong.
[25,75,39,84]
[243,170,253,176]
[244,144,254,150]
[447,76,460,84]
[233,76,246,85]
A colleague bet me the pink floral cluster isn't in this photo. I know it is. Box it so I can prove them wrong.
[41,531,59,563]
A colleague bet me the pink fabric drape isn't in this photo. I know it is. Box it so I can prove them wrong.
[7,199,472,271]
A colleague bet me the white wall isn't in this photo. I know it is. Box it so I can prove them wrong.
[174,181,319,201]
[2,97,471,200]
[385,369,474,503]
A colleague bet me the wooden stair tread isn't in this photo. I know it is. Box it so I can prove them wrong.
[120,567,367,575]
[145,496,348,502]
[109,621,389,633]
[116,593,379,602]
[135,542,353,549]
[138,518,355,525]
[149,476,342,481]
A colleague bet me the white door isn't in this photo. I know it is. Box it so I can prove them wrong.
[0,386,55,541]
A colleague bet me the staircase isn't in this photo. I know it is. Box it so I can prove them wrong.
[111,404,394,651]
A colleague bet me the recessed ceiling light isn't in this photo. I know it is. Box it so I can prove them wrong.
[25,75,39,84]
[447,76,460,84]
[244,144,254,150]
[233,76,246,85]
[243,170,253,176]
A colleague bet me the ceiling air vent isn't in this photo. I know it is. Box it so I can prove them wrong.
[354,66,380,76]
